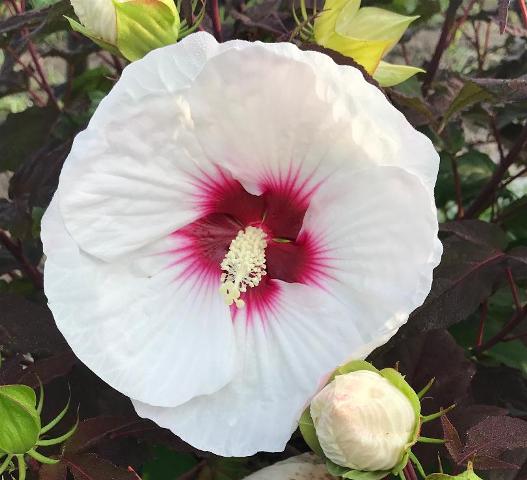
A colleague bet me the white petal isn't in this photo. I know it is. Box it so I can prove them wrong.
[57,94,210,261]
[42,198,237,407]
[133,165,439,456]
[57,33,250,262]
[71,0,117,44]
[90,32,249,128]
[300,165,442,336]
[185,41,438,196]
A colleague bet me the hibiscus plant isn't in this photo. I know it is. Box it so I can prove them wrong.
[0,0,527,479]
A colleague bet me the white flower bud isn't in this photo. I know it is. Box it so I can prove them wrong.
[244,454,333,480]
[70,0,125,44]
[310,370,416,472]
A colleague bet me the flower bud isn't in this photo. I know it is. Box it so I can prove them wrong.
[313,0,424,86]
[68,0,180,61]
[310,370,417,472]
[244,454,333,480]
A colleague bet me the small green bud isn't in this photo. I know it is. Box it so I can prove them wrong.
[68,0,180,61]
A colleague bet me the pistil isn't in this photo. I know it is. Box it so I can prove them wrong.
[219,226,268,308]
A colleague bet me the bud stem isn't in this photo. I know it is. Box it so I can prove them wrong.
[417,378,435,399]
[421,404,456,423]
[409,452,426,479]
[417,436,445,444]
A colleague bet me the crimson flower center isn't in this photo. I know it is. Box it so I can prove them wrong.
[173,171,327,307]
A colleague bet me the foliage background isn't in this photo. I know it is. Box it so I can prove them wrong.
[1,0,527,479]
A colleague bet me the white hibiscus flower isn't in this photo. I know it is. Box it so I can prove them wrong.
[41,32,442,456]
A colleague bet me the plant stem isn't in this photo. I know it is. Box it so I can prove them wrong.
[473,305,527,355]
[422,0,463,95]
[209,0,223,42]
[506,267,522,311]
[476,300,487,347]
[464,122,527,218]
[520,0,527,28]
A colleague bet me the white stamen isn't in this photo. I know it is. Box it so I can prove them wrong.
[219,226,267,309]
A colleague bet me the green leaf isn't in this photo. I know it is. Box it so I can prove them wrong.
[501,197,527,244]
[0,385,41,454]
[114,0,180,61]
[142,447,197,480]
[426,463,482,480]
[441,80,494,128]
[373,61,425,87]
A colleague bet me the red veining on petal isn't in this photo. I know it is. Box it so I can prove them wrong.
[168,165,331,324]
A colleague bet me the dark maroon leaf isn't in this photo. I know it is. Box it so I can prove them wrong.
[440,220,508,250]
[472,365,527,417]
[0,107,60,172]
[373,330,475,409]
[65,417,146,454]
[471,76,527,102]
[16,350,77,388]
[442,415,464,463]
[449,405,508,441]
[0,350,76,388]
[461,416,527,461]
[39,463,68,480]
[63,453,135,480]
[0,293,67,356]
[401,236,506,336]
[472,455,519,471]
[9,140,71,209]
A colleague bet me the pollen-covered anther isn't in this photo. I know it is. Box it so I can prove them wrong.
[219,226,268,308]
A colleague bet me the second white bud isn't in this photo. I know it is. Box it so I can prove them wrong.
[310,370,417,472]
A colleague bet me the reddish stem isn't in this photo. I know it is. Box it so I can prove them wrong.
[7,0,59,109]
[476,300,488,347]
[404,462,419,480]
[503,331,527,342]
[474,304,527,355]
[520,0,527,28]
[127,467,142,480]
[210,0,223,42]
[464,122,527,218]
[506,266,522,311]
[422,0,464,95]
[0,231,43,290]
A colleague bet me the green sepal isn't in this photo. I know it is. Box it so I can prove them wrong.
[299,406,324,457]
[0,454,13,475]
[65,17,121,56]
[326,459,390,480]
[426,463,482,480]
[114,0,180,61]
[329,359,380,382]
[373,61,425,87]
[0,385,41,455]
